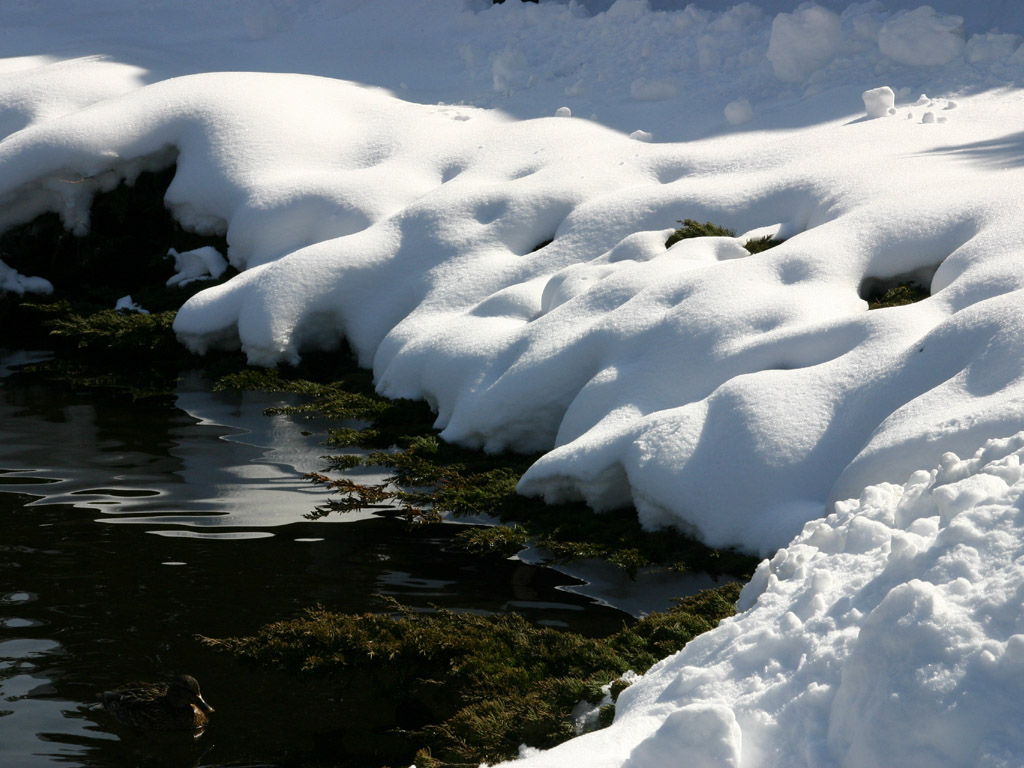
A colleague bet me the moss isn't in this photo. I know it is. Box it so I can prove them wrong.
[867,281,929,309]
[293,396,757,579]
[201,583,742,767]
[665,218,782,254]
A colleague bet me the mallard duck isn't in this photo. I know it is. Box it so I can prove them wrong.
[99,674,214,731]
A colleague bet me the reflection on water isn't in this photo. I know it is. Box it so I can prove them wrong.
[0,366,354,528]
[0,356,630,767]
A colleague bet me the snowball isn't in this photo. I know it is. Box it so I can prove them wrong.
[555,106,572,118]
[766,5,841,83]
[166,246,228,288]
[629,129,653,141]
[878,7,966,67]
[724,98,753,125]
[861,86,895,119]
[922,111,936,124]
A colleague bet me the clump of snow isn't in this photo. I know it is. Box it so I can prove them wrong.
[878,6,967,67]
[166,245,228,287]
[555,106,572,118]
[115,295,149,314]
[766,5,841,82]
[964,31,1021,65]
[0,258,52,295]
[503,434,1024,767]
[723,98,753,125]
[861,85,895,118]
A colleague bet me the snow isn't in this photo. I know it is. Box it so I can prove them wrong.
[114,295,148,314]
[0,258,51,296]
[2,0,1024,765]
[166,245,228,287]
[861,85,895,118]
[766,5,842,82]
[520,435,1024,768]
[878,6,967,67]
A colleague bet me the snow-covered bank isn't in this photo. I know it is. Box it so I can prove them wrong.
[6,64,1023,555]
[2,0,1024,765]
[505,433,1024,767]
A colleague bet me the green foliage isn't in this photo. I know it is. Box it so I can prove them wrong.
[300,418,756,579]
[743,234,782,254]
[665,218,783,254]
[201,583,742,766]
[867,281,929,309]
[7,301,209,398]
[28,301,179,355]
[665,219,736,247]
[456,525,530,558]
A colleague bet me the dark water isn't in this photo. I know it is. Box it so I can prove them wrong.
[0,353,632,768]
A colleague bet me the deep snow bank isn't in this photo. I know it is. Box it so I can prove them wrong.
[501,432,1024,767]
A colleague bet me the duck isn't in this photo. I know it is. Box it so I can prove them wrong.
[99,674,214,731]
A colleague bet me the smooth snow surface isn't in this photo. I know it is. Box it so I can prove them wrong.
[3,1,1024,765]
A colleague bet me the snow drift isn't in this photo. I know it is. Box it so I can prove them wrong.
[507,433,1024,768]
[5,64,1022,555]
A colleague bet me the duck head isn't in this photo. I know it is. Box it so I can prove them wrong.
[166,674,214,715]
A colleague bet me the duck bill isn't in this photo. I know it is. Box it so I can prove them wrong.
[195,696,215,714]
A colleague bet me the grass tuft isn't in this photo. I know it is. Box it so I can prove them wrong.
[665,218,782,254]
[866,281,929,309]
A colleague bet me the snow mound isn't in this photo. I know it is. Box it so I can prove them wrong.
[879,6,967,67]
[503,433,1024,767]
[766,4,841,83]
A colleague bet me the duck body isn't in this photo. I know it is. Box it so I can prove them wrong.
[100,674,214,731]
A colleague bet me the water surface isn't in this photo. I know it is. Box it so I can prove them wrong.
[0,355,631,767]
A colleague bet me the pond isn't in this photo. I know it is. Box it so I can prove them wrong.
[0,351,645,767]
[0,354,655,768]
